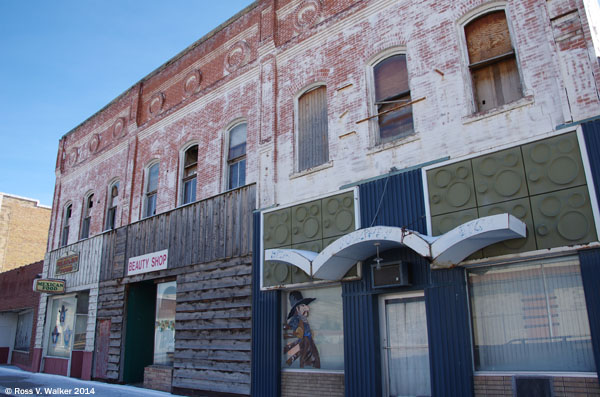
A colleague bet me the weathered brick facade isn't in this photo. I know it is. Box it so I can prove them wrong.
[0,194,50,272]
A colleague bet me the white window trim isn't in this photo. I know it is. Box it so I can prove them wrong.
[178,141,200,207]
[293,82,330,173]
[365,47,416,148]
[457,2,527,115]
[223,119,247,192]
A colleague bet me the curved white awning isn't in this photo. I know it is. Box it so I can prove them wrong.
[263,213,526,282]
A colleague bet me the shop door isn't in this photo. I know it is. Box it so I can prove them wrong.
[379,293,431,397]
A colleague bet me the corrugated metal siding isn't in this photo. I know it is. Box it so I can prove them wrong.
[348,169,473,397]
[578,248,600,377]
[583,119,600,208]
[426,268,473,397]
[359,169,426,233]
[251,211,281,397]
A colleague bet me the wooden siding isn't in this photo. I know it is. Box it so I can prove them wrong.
[100,184,256,281]
[95,185,256,394]
[46,236,103,287]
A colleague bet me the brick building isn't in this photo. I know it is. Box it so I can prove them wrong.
[0,193,51,273]
[36,0,600,396]
[0,261,43,372]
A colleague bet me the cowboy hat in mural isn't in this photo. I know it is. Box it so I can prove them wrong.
[283,290,321,368]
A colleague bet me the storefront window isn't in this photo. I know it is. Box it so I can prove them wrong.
[15,310,33,352]
[73,292,89,351]
[468,256,595,372]
[154,281,176,366]
[47,295,77,357]
[281,286,344,370]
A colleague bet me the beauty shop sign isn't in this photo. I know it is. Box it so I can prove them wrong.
[127,249,168,276]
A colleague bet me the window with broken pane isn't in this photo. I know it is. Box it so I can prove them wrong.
[182,145,198,204]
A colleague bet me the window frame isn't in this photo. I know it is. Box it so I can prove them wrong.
[60,203,72,247]
[367,48,415,147]
[225,121,247,191]
[459,3,524,114]
[105,180,120,231]
[80,192,94,240]
[179,143,199,206]
[143,161,160,219]
[294,83,330,172]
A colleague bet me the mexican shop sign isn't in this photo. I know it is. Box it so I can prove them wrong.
[127,249,168,276]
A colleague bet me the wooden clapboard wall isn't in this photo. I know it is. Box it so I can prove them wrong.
[95,184,256,393]
[46,235,103,287]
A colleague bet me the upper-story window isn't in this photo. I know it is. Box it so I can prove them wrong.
[144,163,159,218]
[181,145,198,205]
[105,181,119,230]
[372,53,413,144]
[80,193,94,239]
[227,123,246,190]
[60,203,72,247]
[464,9,522,112]
[297,85,329,171]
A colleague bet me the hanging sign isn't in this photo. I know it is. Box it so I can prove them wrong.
[33,279,66,294]
[127,249,169,276]
[55,252,79,275]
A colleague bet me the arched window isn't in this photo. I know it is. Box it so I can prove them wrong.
[297,85,329,171]
[227,123,246,190]
[372,54,413,143]
[464,9,522,112]
[181,145,198,204]
[105,181,119,230]
[80,193,94,239]
[60,203,72,247]
[144,162,159,218]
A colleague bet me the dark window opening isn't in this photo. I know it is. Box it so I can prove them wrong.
[80,194,93,239]
[61,204,72,247]
[106,182,119,230]
[228,124,246,190]
[182,145,198,204]
[145,163,159,218]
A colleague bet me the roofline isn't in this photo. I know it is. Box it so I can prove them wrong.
[59,1,259,142]
[0,192,52,209]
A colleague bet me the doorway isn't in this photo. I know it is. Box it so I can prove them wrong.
[379,292,431,397]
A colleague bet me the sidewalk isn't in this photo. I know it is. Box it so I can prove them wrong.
[0,366,179,397]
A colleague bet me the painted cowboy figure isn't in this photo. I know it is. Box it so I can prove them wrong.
[283,290,321,368]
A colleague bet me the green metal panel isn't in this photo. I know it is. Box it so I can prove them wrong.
[522,132,587,195]
[530,185,598,249]
[322,191,355,238]
[291,199,323,245]
[291,240,322,283]
[479,197,536,257]
[263,262,292,287]
[472,146,528,206]
[427,160,477,216]
[431,208,482,259]
[264,208,292,249]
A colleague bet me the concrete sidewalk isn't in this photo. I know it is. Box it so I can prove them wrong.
[0,366,179,397]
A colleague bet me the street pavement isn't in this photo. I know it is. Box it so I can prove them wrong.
[0,366,179,397]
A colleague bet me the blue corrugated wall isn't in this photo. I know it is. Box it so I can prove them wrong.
[579,248,600,378]
[343,169,473,397]
[583,120,600,210]
[251,211,281,397]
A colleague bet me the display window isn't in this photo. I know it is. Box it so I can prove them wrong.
[47,292,89,357]
[154,281,176,366]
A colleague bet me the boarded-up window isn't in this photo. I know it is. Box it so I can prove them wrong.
[465,10,522,112]
[374,54,413,143]
[182,145,198,204]
[228,123,246,190]
[298,85,329,171]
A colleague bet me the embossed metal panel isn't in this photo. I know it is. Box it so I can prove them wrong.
[479,197,536,257]
[431,208,479,236]
[522,132,586,195]
[427,160,477,216]
[264,208,292,249]
[263,262,292,287]
[322,191,355,238]
[291,241,323,283]
[472,147,528,206]
[530,185,597,249]
[291,199,323,245]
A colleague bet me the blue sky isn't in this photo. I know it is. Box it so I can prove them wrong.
[0,1,254,207]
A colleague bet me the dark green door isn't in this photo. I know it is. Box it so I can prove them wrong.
[123,281,156,384]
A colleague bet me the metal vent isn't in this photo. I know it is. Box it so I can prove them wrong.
[514,377,552,397]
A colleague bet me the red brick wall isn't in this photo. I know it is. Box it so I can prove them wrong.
[0,261,42,371]
[474,375,600,396]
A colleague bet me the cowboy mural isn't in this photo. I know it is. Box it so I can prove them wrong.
[283,290,321,368]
